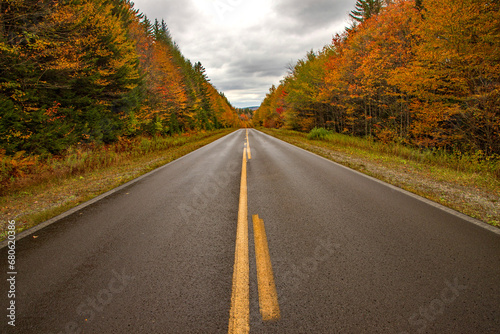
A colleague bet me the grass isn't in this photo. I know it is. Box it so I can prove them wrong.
[0,129,237,241]
[259,127,500,228]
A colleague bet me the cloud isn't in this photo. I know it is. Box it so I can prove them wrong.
[273,0,352,33]
[133,0,200,34]
[131,0,356,107]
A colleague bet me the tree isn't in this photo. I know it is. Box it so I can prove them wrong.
[253,85,284,128]
[349,0,384,23]
[0,0,141,154]
[400,0,500,153]
[283,49,333,131]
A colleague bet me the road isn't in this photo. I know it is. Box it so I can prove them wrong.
[1,129,499,333]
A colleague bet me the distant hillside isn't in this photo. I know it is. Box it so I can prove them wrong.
[237,106,259,113]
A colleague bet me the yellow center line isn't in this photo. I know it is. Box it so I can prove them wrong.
[246,130,251,160]
[252,214,280,321]
[228,147,249,334]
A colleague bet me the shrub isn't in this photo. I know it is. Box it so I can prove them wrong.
[307,127,333,140]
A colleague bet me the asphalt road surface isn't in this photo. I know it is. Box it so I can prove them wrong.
[1,129,499,333]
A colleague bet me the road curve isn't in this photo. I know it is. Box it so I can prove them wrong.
[1,129,499,333]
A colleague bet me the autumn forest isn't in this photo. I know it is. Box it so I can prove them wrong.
[255,0,500,156]
[1,0,499,167]
[1,0,241,157]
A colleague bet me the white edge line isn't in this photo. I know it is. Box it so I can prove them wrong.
[254,129,500,237]
[0,130,242,249]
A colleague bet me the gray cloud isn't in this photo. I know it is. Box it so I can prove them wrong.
[131,0,356,107]
[273,0,352,32]
[135,0,200,34]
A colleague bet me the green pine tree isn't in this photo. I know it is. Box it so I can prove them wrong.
[349,0,384,23]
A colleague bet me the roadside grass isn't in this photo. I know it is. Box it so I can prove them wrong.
[0,129,236,241]
[259,127,500,228]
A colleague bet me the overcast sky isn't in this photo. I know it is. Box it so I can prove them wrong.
[131,0,357,108]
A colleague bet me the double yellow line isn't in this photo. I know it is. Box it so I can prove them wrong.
[228,130,280,334]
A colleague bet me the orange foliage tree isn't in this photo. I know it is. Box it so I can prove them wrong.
[257,0,500,155]
[400,0,500,153]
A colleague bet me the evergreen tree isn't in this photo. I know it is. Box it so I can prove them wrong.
[349,0,384,23]
[415,0,423,10]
